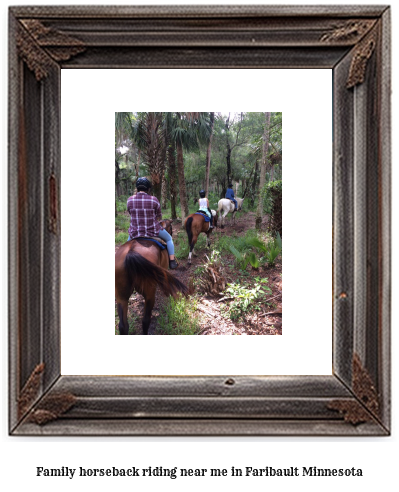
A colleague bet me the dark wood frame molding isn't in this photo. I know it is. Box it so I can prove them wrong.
[8,5,391,436]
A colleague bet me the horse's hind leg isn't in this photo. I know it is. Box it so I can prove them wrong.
[221,212,227,229]
[117,300,129,335]
[188,235,198,264]
[142,286,156,335]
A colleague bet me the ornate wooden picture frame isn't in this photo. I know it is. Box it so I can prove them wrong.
[8,5,391,435]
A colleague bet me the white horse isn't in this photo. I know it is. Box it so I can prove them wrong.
[217,197,244,228]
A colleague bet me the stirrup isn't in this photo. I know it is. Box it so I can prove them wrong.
[169,259,178,269]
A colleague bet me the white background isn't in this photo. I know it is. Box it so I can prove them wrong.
[61,68,332,376]
[1,1,397,492]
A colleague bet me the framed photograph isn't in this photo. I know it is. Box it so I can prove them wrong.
[9,5,390,435]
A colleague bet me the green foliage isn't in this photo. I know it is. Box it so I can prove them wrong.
[245,232,282,267]
[264,232,282,267]
[245,236,268,253]
[115,112,282,225]
[115,214,130,231]
[265,241,281,267]
[174,230,207,259]
[204,248,222,267]
[228,245,261,271]
[194,265,205,276]
[248,252,259,269]
[222,279,272,320]
[115,231,129,245]
[115,304,140,335]
[216,229,256,254]
[188,200,200,215]
[160,206,172,220]
[207,191,220,209]
[262,180,282,215]
[229,244,250,270]
[116,195,128,213]
[173,231,190,259]
[276,231,282,251]
[215,229,265,271]
[158,295,200,335]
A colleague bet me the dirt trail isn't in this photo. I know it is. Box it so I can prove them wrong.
[115,211,282,335]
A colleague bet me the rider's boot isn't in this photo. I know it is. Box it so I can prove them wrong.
[169,258,178,269]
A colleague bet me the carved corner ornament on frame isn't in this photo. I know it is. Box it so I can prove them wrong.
[8,5,391,436]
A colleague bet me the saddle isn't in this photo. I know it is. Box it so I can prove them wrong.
[133,236,167,250]
[195,210,211,222]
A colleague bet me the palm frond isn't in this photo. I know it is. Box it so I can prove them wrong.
[115,112,133,146]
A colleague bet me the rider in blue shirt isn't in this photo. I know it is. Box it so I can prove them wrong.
[225,183,237,211]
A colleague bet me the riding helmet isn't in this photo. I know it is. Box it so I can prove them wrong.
[136,177,152,191]
[228,183,233,188]
[199,189,206,198]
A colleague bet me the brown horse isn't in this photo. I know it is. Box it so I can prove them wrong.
[115,220,188,335]
[160,219,173,234]
[184,210,218,265]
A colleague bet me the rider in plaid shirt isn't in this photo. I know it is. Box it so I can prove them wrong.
[127,192,162,238]
[127,177,177,269]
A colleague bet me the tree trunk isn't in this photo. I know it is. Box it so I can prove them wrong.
[224,114,232,185]
[177,141,189,222]
[226,145,232,185]
[167,142,177,219]
[152,174,162,202]
[161,175,167,209]
[255,112,271,230]
[141,112,166,203]
[205,112,214,197]
[136,149,141,178]
[115,159,121,197]
[249,161,258,206]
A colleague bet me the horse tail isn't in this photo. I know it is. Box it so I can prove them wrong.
[124,250,188,298]
[186,217,194,247]
[217,201,222,220]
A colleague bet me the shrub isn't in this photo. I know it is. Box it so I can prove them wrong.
[116,195,128,213]
[229,244,250,270]
[158,295,200,335]
[115,214,130,231]
[115,231,129,244]
[216,229,256,254]
[221,279,272,320]
[245,232,282,267]
[196,249,226,295]
[262,180,282,237]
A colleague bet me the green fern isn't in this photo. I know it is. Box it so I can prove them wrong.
[248,252,259,269]
[276,231,282,252]
[246,233,282,267]
[229,245,250,270]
